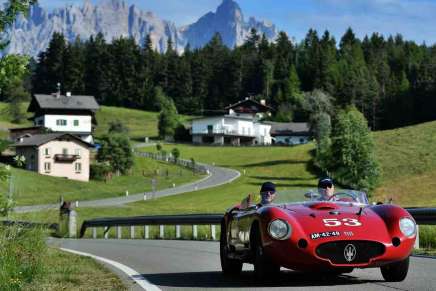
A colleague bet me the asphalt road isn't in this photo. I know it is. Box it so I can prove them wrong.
[14,163,240,213]
[52,238,436,291]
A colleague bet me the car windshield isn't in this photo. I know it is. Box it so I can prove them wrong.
[272,189,369,206]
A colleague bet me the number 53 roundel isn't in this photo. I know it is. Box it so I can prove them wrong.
[323,218,362,227]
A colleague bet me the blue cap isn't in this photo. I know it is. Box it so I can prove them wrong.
[318,178,333,189]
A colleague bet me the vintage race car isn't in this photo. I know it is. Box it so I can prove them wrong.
[220,189,416,281]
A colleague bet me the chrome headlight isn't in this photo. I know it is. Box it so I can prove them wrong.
[268,219,292,240]
[399,217,416,238]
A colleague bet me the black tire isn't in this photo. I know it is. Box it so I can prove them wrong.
[380,257,410,282]
[220,219,243,275]
[251,224,280,280]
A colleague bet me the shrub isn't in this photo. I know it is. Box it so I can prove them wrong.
[171,148,180,163]
[108,120,129,135]
[90,162,112,181]
[97,135,133,175]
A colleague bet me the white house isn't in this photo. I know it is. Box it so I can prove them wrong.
[267,122,312,145]
[191,99,273,145]
[27,93,100,144]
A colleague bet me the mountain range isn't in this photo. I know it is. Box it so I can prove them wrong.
[5,0,278,57]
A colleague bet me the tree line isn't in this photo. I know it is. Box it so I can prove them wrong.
[28,28,436,130]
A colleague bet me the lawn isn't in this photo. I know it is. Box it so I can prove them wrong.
[0,156,202,206]
[95,106,160,140]
[373,120,436,206]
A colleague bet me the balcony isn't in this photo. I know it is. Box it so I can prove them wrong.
[54,154,79,162]
[200,128,255,137]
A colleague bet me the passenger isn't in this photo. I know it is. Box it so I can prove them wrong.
[240,181,277,208]
[317,177,335,201]
[259,181,277,205]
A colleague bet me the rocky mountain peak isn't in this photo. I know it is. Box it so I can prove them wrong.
[4,0,278,57]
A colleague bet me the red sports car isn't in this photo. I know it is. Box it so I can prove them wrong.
[220,189,416,281]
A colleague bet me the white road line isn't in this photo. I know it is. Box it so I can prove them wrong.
[60,247,161,291]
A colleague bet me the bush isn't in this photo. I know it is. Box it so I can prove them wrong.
[97,135,133,175]
[108,120,129,135]
[171,148,180,163]
[90,162,112,181]
[0,226,47,290]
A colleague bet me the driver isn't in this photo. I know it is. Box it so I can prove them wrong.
[317,177,335,201]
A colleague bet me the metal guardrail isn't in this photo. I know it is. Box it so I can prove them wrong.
[79,208,436,240]
[406,208,436,225]
[79,214,223,239]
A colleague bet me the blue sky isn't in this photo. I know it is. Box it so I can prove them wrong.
[38,0,436,44]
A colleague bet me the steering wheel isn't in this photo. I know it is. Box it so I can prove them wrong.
[328,192,357,202]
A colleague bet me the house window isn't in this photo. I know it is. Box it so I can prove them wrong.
[44,162,51,173]
[75,163,82,173]
[62,148,68,155]
[56,119,67,126]
[74,120,79,126]
[44,148,51,156]
[74,149,81,157]
[207,125,213,134]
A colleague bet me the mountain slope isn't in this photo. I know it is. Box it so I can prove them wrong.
[5,0,278,57]
[373,121,436,206]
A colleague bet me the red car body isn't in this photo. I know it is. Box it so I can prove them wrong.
[221,195,416,281]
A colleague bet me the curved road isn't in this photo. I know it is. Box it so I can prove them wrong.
[53,238,436,291]
[14,163,240,213]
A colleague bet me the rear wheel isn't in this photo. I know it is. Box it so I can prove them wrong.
[380,257,409,282]
[220,219,243,275]
[251,224,280,280]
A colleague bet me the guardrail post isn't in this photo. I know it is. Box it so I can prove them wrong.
[130,226,135,239]
[414,225,420,249]
[104,227,109,239]
[159,225,164,239]
[176,225,181,239]
[210,225,216,240]
[92,227,97,239]
[117,226,121,239]
[192,225,198,239]
[144,225,149,239]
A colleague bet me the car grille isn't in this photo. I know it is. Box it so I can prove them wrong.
[316,240,385,264]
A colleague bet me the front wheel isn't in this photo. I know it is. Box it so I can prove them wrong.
[252,225,280,280]
[380,257,409,282]
[220,219,243,275]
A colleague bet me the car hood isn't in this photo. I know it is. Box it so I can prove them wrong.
[278,202,392,242]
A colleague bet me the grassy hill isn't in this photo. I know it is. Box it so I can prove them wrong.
[0,156,201,206]
[373,121,436,206]
[0,101,161,140]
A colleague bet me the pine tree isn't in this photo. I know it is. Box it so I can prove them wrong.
[64,37,85,94]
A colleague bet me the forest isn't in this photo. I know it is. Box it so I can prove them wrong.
[24,27,436,130]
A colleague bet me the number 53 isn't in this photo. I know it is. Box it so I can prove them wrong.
[323,218,362,227]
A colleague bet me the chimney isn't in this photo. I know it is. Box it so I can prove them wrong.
[66,92,71,97]
[260,99,266,106]
[55,82,61,98]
